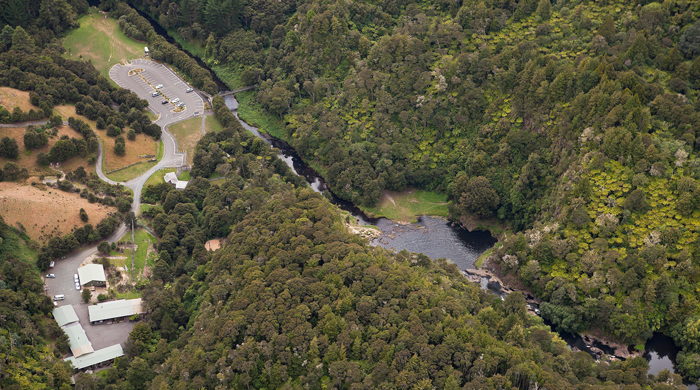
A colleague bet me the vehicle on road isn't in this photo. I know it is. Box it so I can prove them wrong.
[46,274,55,278]
[155,84,163,89]
[161,100,168,104]
[49,261,55,268]
[53,294,65,301]
[151,91,160,97]
[75,282,81,290]
[186,87,193,93]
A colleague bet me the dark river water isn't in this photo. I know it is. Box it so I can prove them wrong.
[121,4,693,386]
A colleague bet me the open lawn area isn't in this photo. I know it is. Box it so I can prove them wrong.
[54,105,160,181]
[118,229,156,277]
[63,9,145,79]
[362,189,450,223]
[0,124,93,177]
[168,117,203,165]
[0,87,35,113]
[0,181,116,241]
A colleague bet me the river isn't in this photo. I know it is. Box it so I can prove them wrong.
[118,3,694,387]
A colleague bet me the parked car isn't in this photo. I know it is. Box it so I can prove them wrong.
[155,84,163,89]
[172,98,180,103]
[186,87,194,93]
[161,100,168,105]
[46,274,55,278]
[151,91,160,97]
[75,282,81,290]
[74,274,79,282]
[49,261,55,268]
[53,294,65,301]
[177,102,185,107]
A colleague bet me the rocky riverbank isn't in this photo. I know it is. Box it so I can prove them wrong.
[463,265,642,361]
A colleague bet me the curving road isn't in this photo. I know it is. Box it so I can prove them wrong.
[50,59,208,308]
[106,59,206,213]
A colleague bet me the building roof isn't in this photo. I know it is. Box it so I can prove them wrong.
[164,172,178,184]
[88,299,144,322]
[63,323,94,357]
[52,305,79,327]
[78,264,106,285]
[175,180,188,189]
[65,344,124,370]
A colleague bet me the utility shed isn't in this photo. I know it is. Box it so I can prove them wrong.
[88,298,144,324]
[65,344,124,370]
[78,264,106,287]
[52,305,79,327]
[175,180,188,190]
[164,172,178,184]
[63,323,94,357]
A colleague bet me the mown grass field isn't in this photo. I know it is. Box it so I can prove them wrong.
[362,189,450,223]
[118,229,155,275]
[63,9,145,79]
[168,117,203,165]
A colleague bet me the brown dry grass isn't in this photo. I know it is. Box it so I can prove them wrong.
[0,87,35,112]
[54,105,158,172]
[0,181,115,241]
[0,125,93,176]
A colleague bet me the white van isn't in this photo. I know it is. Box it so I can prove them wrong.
[172,98,180,103]
[53,294,65,301]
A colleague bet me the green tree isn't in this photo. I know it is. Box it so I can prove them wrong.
[81,288,91,303]
[457,176,500,218]
[536,0,551,21]
[0,137,19,159]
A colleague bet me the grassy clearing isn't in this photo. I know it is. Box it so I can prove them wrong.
[178,170,190,181]
[107,140,162,182]
[212,65,244,90]
[0,227,36,266]
[0,87,35,112]
[116,291,142,299]
[169,117,203,165]
[204,115,223,133]
[0,181,115,241]
[63,10,145,79]
[0,125,92,177]
[54,105,159,176]
[362,189,450,223]
[118,229,155,274]
[235,90,287,140]
[144,168,176,187]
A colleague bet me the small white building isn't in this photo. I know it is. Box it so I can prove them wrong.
[164,172,188,190]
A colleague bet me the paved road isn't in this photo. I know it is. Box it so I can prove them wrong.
[48,59,210,354]
[108,59,207,214]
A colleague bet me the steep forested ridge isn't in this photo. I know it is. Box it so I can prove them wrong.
[106,102,687,389]
[124,0,700,380]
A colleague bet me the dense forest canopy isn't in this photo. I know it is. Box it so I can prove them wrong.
[1,0,700,387]
[127,0,700,375]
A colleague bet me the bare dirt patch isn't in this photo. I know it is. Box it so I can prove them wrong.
[0,125,92,176]
[0,181,116,241]
[205,238,224,251]
[0,87,35,112]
